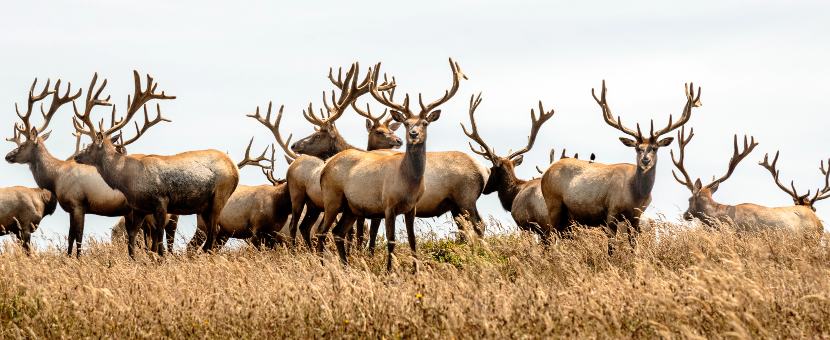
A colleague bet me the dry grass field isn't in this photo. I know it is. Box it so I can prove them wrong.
[1,220,828,339]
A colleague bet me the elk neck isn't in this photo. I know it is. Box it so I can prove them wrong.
[330,133,358,158]
[28,144,64,192]
[95,148,142,194]
[400,141,427,185]
[629,165,657,201]
[495,170,527,212]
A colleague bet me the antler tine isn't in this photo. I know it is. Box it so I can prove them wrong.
[460,92,497,161]
[669,126,696,191]
[246,102,298,160]
[651,82,701,139]
[351,101,387,125]
[237,137,272,169]
[6,125,23,145]
[262,145,285,185]
[808,159,830,204]
[116,103,172,147]
[706,134,758,189]
[418,58,467,117]
[302,102,326,127]
[36,79,82,134]
[14,78,54,135]
[104,71,175,137]
[72,73,113,137]
[369,62,411,117]
[507,100,556,160]
[318,62,381,126]
[591,80,640,139]
[759,151,801,201]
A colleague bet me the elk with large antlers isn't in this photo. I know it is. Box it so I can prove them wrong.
[0,186,56,253]
[72,71,239,257]
[248,62,402,249]
[318,58,466,271]
[5,77,139,257]
[187,141,291,250]
[541,80,700,254]
[462,93,557,242]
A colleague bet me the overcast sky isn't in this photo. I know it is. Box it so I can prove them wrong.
[2,1,828,250]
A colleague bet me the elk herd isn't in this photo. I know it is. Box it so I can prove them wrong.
[1,59,827,270]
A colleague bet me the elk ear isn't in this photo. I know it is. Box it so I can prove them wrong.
[365,119,373,132]
[426,110,442,122]
[390,110,407,123]
[512,155,524,166]
[693,178,703,193]
[29,128,38,143]
[656,137,675,147]
[619,137,638,147]
[389,122,401,131]
[40,130,51,142]
[109,132,122,145]
[95,132,105,146]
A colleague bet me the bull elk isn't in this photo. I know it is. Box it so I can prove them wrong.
[318,58,466,271]
[0,186,56,253]
[248,62,400,249]
[753,151,828,233]
[5,77,145,257]
[186,140,291,250]
[462,93,557,242]
[72,71,239,257]
[541,80,700,254]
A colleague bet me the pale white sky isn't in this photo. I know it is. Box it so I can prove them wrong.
[2,1,829,249]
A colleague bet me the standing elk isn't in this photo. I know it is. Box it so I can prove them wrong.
[461,93,557,242]
[72,71,239,257]
[753,151,828,233]
[541,80,700,254]
[0,186,56,253]
[318,58,466,271]
[4,77,151,257]
[248,63,401,249]
[186,140,291,250]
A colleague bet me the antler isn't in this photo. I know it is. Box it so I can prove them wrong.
[811,160,830,205]
[237,137,272,168]
[506,100,555,160]
[535,148,586,174]
[352,101,388,127]
[759,151,806,204]
[706,134,758,190]
[103,71,174,146]
[418,58,467,117]
[72,73,113,137]
[247,102,298,162]
[13,78,80,140]
[460,93,497,162]
[593,80,701,141]
[303,62,394,129]
[670,126,696,191]
[369,64,411,116]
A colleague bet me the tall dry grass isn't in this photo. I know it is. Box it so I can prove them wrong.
[1,220,828,339]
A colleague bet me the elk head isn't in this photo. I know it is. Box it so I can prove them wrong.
[592,80,701,173]
[5,78,80,164]
[353,101,402,149]
[671,126,758,221]
[462,93,555,195]
[288,63,398,158]
[759,152,830,211]
[72,71,175,167]
[369,58,466,146]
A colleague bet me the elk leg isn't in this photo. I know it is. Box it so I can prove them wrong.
[298,207,321,251]
[332,211,357,265]
[187,216,207,253]
[165,215,178,254]
[404,209,418,273]
[354,217,366,252]
[384,210,397,272]
[202,197,224,253]
[288,191,308,247]
[18,220,33,255]
[450,208,468,242]
[316,207,340,254]
[604,213,622,256]
[125,212,144,259]
[67,208,84,257]
[71,208,85,258]
[368,218,381,256]
[152,210,168,257]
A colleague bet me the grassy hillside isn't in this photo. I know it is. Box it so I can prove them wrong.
[1,220,828,339]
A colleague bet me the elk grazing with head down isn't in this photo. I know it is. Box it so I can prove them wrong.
[187,140,292,250]
[0,186,56,253]
[462,93,557,242]
[248,63,401,249]
[4,77,143,257]
[72,71,239,257]
[541,80,700,254]
[318,58,466,271]
[751,151,828,234]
